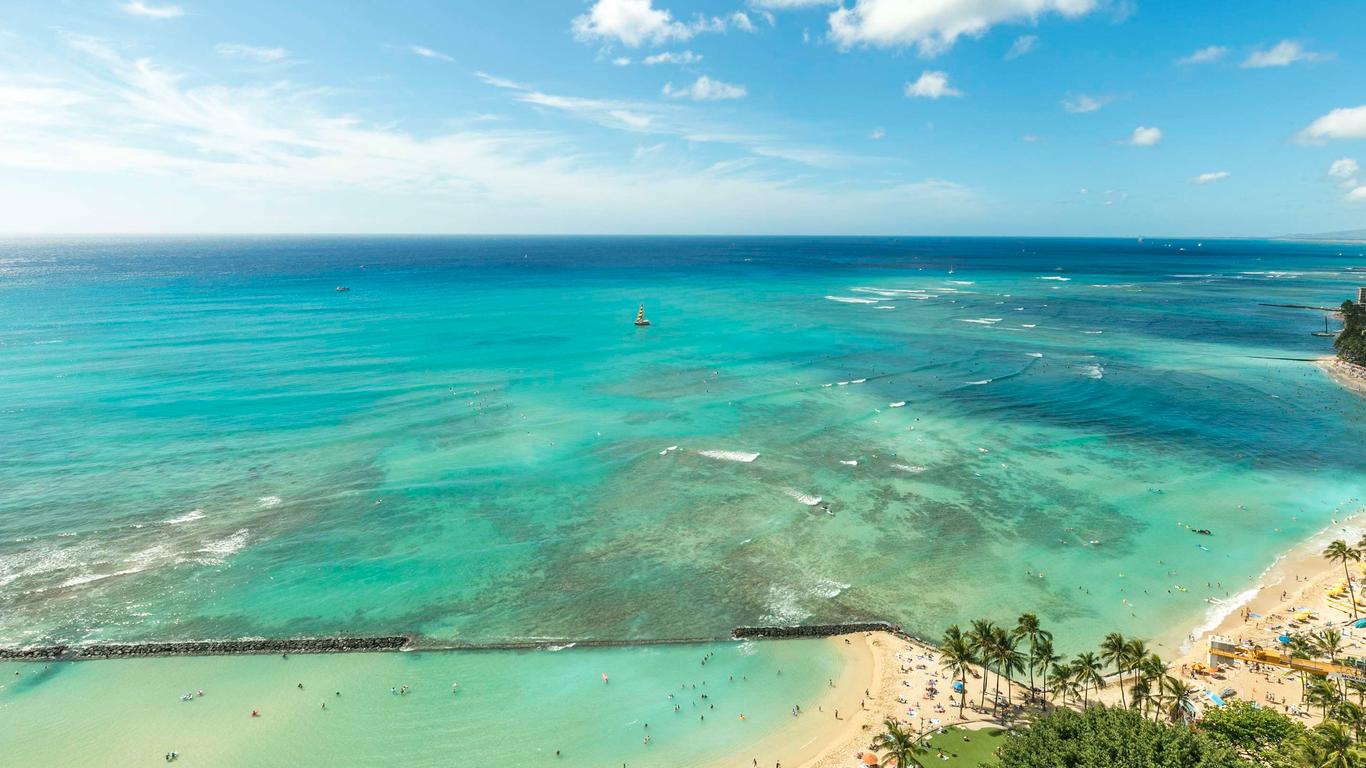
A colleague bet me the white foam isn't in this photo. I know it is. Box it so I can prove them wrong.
[1183,585,1260,652]
[697,450,760,463]
[839,460,858,466]
[824,296,881,304]
[257,496,282,508]
[1081,330,1104,335]
[960,318,1002,325]
[874,306,896,311]
[164,509,205,525]
[1080,363,1105,379]
[966,379,992,386]
[888,401,906,408]
[850,378,867,384]
[195,529,250,564]
[1039,276,1071,281]
[947,280,975,285]
[783,489,823,506]
[1025,352,1043,358]
[1021,324,1037,328]
[892,463,927,473]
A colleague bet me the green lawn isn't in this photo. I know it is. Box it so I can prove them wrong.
[921,726,1007,767]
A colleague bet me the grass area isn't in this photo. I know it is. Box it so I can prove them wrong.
[921,726,1007,767]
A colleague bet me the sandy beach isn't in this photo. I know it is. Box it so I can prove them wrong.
[1318,356,1366,398]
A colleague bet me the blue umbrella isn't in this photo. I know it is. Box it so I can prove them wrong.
[952,680,965,693]
[1277,634,1292,644]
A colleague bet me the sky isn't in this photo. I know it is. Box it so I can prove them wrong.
[0,0,1363,236]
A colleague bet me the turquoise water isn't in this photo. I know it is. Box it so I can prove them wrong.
[2,236,1365,653]
[0,638,844,767]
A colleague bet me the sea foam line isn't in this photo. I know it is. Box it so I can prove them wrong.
[697,450,760,463]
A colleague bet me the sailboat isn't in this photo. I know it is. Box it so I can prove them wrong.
[634,304,651,327]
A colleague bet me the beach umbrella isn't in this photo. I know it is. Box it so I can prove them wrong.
[1277,634,1291,644]
[1353,618,1366,629]
[952,680,965,693]
[862,752,881,765]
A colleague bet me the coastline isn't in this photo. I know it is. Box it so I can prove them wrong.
[1318,355,1366,398]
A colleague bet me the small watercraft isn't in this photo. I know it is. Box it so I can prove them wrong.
[1192,528,1213,536]
[634,304,651,327]
[335,286,350,292]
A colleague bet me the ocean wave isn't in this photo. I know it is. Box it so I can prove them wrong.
[874,306,896,310]
[1021,324,1037,328]
[783,489,823,506]
[888,401,906,408]
[947,280,975,285]
[1039,276,1071,281]
[1183,585,1260,652]
[697,450,760,463]
[960,318,1002,325]
[1080,363,1105,379]
[1082,330,1104,335]
[852,287,926,295]
[839,460,858,466]
[257,496,282,508]
[966,379,992,386]
[825,296,881,304]
[760,578,851,625]
[1026,353,1044,358]
[164,509,205,525]
[194,529,250,565]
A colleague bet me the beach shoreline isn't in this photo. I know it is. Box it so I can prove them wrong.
[1318,355,1366,398]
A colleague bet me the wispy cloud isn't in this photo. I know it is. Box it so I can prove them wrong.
[1061,93,1109,113]
[1329,158,1359,187]
[1004,35,1037,60]
[571,0,731,48]
[410,46,454,63]
[215,44,290,64]
[1241,40,1324,69]
[1177,45,1226,65]
[869,127,885,140]
[121,1,183,18]
[1191,171,1228,184]
[663,76,746,101]
[643,50,702,66]
[904,70,960,99]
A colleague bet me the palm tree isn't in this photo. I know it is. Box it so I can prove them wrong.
[1099,632,1128,707]
[1317,628,1346,663]
[1139,653,1168,720]
[1309,677,1341,718]
[1325,539,1362,620]
[1161,675,1197,724]
[1071,652,1107,707]
[992,630,1027,708]
[1347,679,1366,707]
[871,718,926,768]
[1011,613,1052,698]
[1031,637,1061,702]
[1046,663,1074,707]
[1129,675,1153,717]
[939,625,976,720]
[967,619,998,709]
[1120,638,1148,709]
[1310,721,1359,768]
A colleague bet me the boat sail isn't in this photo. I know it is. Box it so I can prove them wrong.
[634,304,651,327]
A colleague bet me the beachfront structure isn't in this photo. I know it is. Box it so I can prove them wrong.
[1207,635,1366,683]
[1357,286,1365,303]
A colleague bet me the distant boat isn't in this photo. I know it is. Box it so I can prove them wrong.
[335,286,350,292]
[634,304,651,327]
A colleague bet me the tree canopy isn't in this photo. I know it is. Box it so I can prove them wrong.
[1200,701,1307,768]
[1335,300,1366,366]
[995,706,1245,768]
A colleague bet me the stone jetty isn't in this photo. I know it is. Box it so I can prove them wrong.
[0,635,411,661]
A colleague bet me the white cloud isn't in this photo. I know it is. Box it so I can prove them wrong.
[612,57,632,66]
[1348,186,1366,203]
[1298,106,1366,143]
[1021,134,1041,142]
[829,0,1097,56]
[1,39,975,234]
[120,1,183,18]
[569,0,736,47]
[1329,158,1359,188]
[410,46,454,62]
[663,75,746,101]
[730,11,757,32]
[869,127,885,140]
[1125,126,1162,146]
[643,50,702,66]
[571,0,694,47]
[750,0,836,7]
[1004,34,1037,60]
[1177,45,1226,65]
[215,44,289,64]
[1061,93,1108,113]
[1241,40,1323,69]
[904,70,961,99]
[1191,171,1229,184]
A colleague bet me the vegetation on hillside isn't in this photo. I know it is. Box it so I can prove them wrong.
[1335,300,1366,366]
